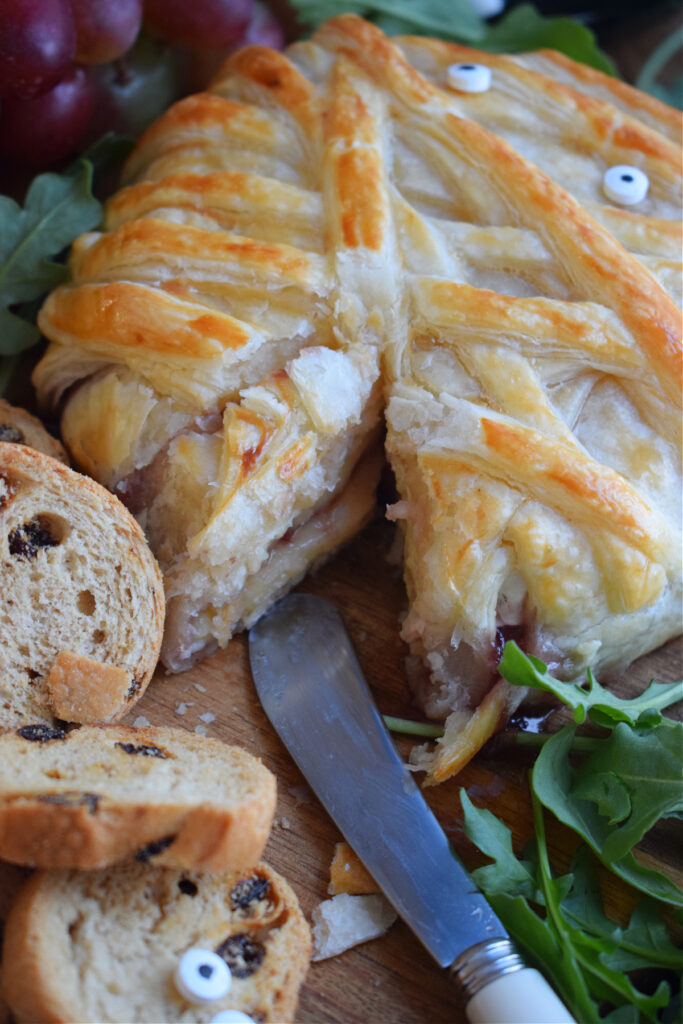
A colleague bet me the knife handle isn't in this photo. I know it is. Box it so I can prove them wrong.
[452,939,575,1024]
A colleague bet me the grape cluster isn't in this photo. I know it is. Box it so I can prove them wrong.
[0,0,285,172]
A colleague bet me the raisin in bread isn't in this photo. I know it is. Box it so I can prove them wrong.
[2,861,310,1024]
[0,442,164,729]
[0,400,68,464]
[0,725,276,871]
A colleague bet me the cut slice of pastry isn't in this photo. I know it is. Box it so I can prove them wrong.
[33,42,386,671]
[32,16,681,772]
[2,861,310,1024]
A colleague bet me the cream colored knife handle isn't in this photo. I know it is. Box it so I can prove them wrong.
[452,939,576,1024]
[466,968,575,1023]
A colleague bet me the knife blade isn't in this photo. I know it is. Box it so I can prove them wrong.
[249,593,575,1024]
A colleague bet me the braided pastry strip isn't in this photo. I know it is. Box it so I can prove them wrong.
[34,16,682,779]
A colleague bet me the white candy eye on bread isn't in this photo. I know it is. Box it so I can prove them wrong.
[31,14,681,777]
[0,724,276,872]
[2,861,310,1024]
[0,442,165,730]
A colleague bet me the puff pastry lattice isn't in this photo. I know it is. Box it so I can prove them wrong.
[34,16,682,779]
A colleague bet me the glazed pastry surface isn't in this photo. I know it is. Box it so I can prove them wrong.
[34,16,682,775]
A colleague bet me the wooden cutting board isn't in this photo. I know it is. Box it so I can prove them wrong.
[121,514,682,1024]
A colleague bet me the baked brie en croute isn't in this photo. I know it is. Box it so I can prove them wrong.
[33,15,681,777]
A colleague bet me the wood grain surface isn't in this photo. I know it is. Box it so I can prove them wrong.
[120,514,683,1024]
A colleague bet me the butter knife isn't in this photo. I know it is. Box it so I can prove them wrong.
[248,593,575,1024]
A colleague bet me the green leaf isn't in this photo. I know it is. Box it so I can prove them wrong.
[635,33,683,110]
[605,902,683,973]
[290,0,486,40]
[499,641,683,728]
[66,131,135,179]
[562,848,683,971]
[489,891,602,1023]
[287,0,614,71]
[572,723,683,860]
[533,726,683,907]
[0,159,103,388]
[461,789,538,898]
[482,4,616,74]
[0,306,41,356]
[0,163,100,306]
[530,793,673,1022]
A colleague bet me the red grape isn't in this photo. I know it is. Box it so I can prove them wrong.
[69,0,143,65]
[144,0,254,50]
[92,36,179,137]
[244,1,285,49]
[0,0,76,99]
[0,65,96,166]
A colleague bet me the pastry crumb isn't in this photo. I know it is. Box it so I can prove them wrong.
[132,716,151,728]
[311,894,397,961]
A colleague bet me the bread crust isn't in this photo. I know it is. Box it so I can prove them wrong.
[0,725,276,871]
[0,442,165,729]
[0,399,68,463]
[2,861,309,1024]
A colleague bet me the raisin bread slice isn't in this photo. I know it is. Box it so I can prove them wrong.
[0,442,164,729]
[2,860,310,1024]
[0,725,276,871]
[0,400,68,464]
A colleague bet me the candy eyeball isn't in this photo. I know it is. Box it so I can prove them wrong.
[603,165,649,206]
[174,948,231,1004]
[446,62,492,94]
[210,1013,256,1024]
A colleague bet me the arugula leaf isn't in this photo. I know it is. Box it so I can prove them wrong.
[635,33,683,110]
[290,0,486,41]
[499,641,683,728]
[66,131,135,179]
[571,723,683,859]
[463,650,682,1022]
[287,0,614,73]
[0,161,102,360]
[462,790,679,1023]
[533,725,683,907]
[562,848,683,971]
[461,791,600,1022]
[482,4,616,74]
[460,789,538,898]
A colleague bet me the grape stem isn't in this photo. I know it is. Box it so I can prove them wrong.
[114,58,132,87]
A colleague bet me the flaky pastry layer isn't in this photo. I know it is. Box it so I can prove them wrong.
[33,16,682,777]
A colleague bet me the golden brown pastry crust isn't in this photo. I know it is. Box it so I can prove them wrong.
[32,16,682,770]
